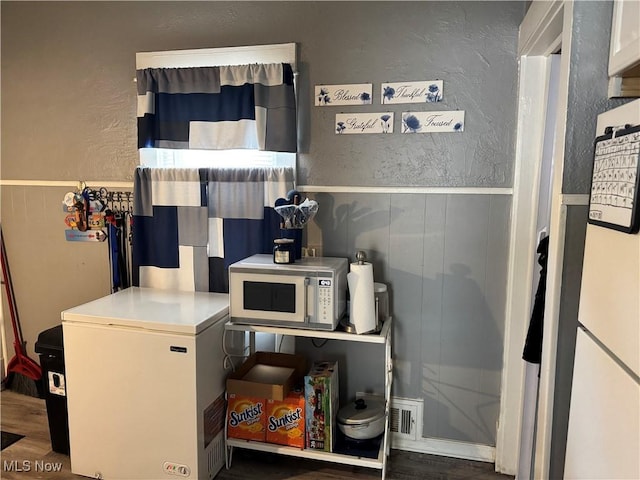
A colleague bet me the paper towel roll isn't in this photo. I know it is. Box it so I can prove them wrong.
[347,262,376,334]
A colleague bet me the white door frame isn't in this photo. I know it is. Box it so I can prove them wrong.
[495,1,573,476]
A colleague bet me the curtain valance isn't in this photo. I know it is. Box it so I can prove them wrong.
[136,63,297,152]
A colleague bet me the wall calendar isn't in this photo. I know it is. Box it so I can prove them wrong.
[588,124,640,234]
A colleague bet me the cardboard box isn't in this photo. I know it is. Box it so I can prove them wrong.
[226,394,267,442]
[227,352,307,401]
[266,386,305,448]
[304,361,339,452]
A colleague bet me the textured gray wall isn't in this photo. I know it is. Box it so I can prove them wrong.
[1,1,524,187]
[562,0,628,194]
[1,1,526,448]
[297,2,524,187]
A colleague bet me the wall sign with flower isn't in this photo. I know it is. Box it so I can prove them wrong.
[402,111,465,133]
[315,84,373,106]
[335,113,394,134]
[381,80,443,104]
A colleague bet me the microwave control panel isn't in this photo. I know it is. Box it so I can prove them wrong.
[317,278,334,324]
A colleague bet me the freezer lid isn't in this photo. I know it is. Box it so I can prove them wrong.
[61,287,229,334]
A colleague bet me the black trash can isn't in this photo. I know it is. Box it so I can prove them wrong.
[35,325,70,455]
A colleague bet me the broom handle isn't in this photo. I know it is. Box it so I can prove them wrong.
[0,227,25,354]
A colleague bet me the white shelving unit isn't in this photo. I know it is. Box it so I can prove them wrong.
[224,318,393,480]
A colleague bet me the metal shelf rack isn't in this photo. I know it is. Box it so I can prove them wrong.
[224,318,393,479]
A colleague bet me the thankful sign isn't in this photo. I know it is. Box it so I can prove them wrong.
[381,80,443,104]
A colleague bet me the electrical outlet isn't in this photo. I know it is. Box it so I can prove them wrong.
[305,245,322,257]
[302,247,317,257]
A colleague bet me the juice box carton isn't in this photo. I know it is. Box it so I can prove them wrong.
[226,394,266,442]
[266,387,305,448]
[304,361,339,452]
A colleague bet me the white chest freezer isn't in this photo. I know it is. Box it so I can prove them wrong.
[62,287,230,480]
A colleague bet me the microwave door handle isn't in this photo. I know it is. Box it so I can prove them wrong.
[304,277,311,323]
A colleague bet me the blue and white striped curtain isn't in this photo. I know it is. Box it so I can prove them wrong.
[136,63,297,152]
[132,166,294,293]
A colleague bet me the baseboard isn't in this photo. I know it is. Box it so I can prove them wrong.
[391,436,496,463]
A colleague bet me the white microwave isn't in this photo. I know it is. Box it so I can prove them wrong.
[229,254,348,330]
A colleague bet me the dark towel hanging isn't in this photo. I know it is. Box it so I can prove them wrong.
[107,212,130,292]
[523,235,549,364]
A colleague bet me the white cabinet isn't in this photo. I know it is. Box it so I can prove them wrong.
[224,318,393,479]
[608,0,640,77]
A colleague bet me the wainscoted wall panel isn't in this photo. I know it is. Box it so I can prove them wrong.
[0,186,113,361]
[391,193,430,399]
[298,192,512,445]
[421,194,448,439]
[480,195,511,440]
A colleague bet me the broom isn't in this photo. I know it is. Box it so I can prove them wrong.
[1,227,43,397]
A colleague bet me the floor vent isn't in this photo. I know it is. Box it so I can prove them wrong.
[207,432,225,479]
[389,397,422,441]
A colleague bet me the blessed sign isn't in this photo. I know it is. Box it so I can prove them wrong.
[315,84,373,106]
[381,81,443,104]
[335,113,394,134]
[401,111,465,133]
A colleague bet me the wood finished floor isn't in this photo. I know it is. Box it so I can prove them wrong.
[1,389,514,480]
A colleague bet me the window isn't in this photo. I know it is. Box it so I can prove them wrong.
[136,43,297,169]
[139,148,295,168]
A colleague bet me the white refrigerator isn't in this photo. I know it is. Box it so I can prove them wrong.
[62,287,230,480]
[564,99,640,479]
